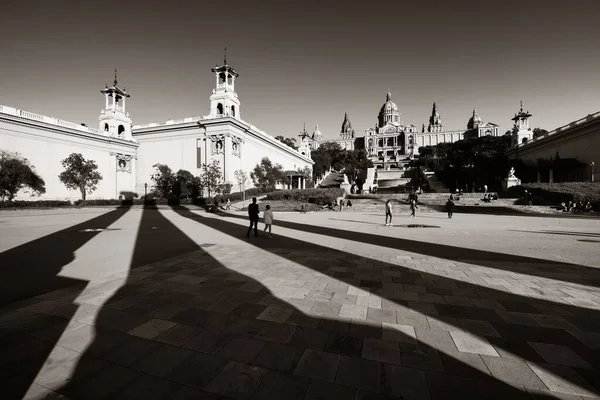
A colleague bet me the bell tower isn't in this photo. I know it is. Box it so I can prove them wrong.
[209,47,241,119]
[511,101,533,148]
[99,69,133,141]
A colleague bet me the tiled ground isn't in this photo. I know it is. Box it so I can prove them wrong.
[1,206,600,399]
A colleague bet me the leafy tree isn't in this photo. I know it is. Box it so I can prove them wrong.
[151,163,176,198]
[172,169,202,199]
[58,153,103,205]
[0,151,46,201]
[251,157,285,192]
[234,169,249,193]
[200,159,223,197]
[310,142,342,180]
[275,135,298,150]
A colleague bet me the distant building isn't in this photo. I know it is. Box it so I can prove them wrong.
[0,56,313,200]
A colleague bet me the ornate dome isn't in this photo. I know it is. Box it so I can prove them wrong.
[312,124,323,141]
[467,108,482,129]
[378,90,400,127]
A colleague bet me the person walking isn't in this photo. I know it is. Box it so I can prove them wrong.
[410,198,418,218]
[339,198,344,212]
[445,197,455,219]
[247,197,260,238]
[226,198,231,211]
[385,199,393,226]
[263,204,274,238]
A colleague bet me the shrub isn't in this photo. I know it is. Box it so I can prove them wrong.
[506,182,600,210]
[264,188,344,205]
[0,200,72,208]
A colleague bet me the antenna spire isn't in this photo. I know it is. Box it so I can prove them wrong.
[224,47,227,64]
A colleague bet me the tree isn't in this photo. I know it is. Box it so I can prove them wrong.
[58,153,103,205]
[0,151,46,201]
[275,135,298,150]
[173,169,202,199]
[251,157,284,192]
[151,163,176,198]
[200,159,223,197]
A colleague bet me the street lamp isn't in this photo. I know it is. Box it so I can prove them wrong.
[592,162,595,182]
[144,183,147,200]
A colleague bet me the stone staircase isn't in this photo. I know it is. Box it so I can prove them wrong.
[318,170,345,188]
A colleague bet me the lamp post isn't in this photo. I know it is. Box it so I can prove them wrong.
[144,183,147,202]
[592,162,595,183]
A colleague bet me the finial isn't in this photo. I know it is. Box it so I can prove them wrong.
[114,69,118,86]
[224,47,227,64]
[520,100,523,112]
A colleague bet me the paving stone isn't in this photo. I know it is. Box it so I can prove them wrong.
[60,363,140,400]
[459,318,501,337]
[294,349,341,382]
[154,323,202,346]
[217,336,267,363]
[400,343,444,372]
[100,335,159,367]
[304,380,356,400]
[335,356,381,393]
[205,361,267,400]
[288,326,330,350]
[112,373,179,400]
[527,362,598,397]
[366,307,396,324]
[415,327,457,353]
[568,330,600,349]
[325,333,363,357]
[131,343,194,377]
[168,386,223,399]
[166,351,229,389]
[528,342,592,369]
[362,337,401,365]
[496,310,539,326]
[439,351,492,379]
[255,321,296,343]
[251,370,309,400]
[184,329,232,355]
[381,363,430,399]
[450,331,499,356]
[482,355,547,389]
[310,301,342,317]
[355,390,400,400]
[253,342,304,372]
[381,322,416,343]
[349,319,382,339]
[340,304,368,320]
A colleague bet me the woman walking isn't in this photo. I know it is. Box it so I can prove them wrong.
[385,199,393,226]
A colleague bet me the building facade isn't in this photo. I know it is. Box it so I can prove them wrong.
[0,58,313,201]
[507,105,599,183]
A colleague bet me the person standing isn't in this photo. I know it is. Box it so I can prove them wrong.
[263,204,274,238]
[385,199,393,226]
[445,197,455,219]
[410,198,418,218]
[339,198,344,212]
[247,197,260,238]
[226,198,231,210]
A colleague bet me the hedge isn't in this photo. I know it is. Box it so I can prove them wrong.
[264,188,344,205]
[505,182,600,210]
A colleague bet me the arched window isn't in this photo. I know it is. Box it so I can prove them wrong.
[522,137,528,144]
[104,123,109,131]
[219,73,226,85]
[231,105,236,117]
[118,125,125,138]
[227,74,232,85]
[217,103,224,115]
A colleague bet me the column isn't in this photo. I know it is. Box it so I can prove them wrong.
[537,171,541,183]
[302,177,306,189]
[122,98,126,113]
[105,94,109,110]
[549,168,554,183]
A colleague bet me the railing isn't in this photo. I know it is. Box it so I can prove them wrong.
[0,104,99,134]
[132,116,203,129]
[519,110,600,147]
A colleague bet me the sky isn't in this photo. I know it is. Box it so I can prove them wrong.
[1,0,599,142]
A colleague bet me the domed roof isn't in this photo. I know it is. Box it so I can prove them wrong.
[313,124,322,138]
[467,108,482,129]
[380,90,399,113]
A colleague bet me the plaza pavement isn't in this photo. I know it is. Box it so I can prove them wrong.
[0,206,599,399]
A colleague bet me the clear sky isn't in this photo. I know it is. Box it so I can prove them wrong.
[1,0,599,141]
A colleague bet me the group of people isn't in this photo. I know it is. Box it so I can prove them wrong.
[560,200,593,213]
[384,196,420,226]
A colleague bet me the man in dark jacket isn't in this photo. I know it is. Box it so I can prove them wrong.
[247,197,260,238]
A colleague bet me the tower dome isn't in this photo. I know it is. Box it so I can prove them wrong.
[378,90,400,127]
[467,108,482,129]
[312,124,323,142]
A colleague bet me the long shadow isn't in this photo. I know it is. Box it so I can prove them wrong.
[174,207,600,396]
[0,205,132,399]
[44,206,558,399]
[220,212,600,288]
[509,230,600,239]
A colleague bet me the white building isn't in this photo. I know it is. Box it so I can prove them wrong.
[0,58,313,200]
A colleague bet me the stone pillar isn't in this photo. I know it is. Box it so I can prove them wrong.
[302,177,306,189]
[105,94,109,110]
[537,171,541,183]
[122,98,126,113]
[549,168,554,183]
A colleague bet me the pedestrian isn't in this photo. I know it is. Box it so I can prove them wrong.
[484,184,488,194]
[385,199,393,226]
[226,198,231,210]
[339,198,344,212]
[263,204,274,238]
[446,197,455,218]
[247,197,260,238]
[410,199,418,218]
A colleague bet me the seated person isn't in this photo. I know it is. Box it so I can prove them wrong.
[346,199,352,207]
